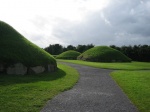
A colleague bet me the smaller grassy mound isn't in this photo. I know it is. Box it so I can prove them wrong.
[56,50,81,60]
[78,46,131,62]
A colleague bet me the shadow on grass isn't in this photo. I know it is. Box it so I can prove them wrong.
[0,68,66,86]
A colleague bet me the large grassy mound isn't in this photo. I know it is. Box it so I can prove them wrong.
[56,50,81,60]
[0,21,56,66]
[77,46,131,62]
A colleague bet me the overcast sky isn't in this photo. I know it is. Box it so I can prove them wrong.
[0,0,150,48]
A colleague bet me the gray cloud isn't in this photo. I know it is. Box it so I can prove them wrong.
[30,16,49,30]
[104,0,150,37]
[52,0,150,46]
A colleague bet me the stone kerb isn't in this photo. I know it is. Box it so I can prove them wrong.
[0,63,57,75]
[0,64,4,72]
[6,63,27,75]
[48,64,56,72]
[30,66,45,74]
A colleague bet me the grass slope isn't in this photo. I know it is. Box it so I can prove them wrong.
[0,21,56,66]
[78,46,131,62]
[111,71,150,112]
[0,64,79,112]
[56,50,81,60]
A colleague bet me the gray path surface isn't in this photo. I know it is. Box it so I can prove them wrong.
[41,63,139,112]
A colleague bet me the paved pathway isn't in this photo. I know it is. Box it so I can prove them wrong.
[41,63,138,112]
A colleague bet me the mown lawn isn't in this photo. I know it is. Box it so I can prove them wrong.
[58,59,150,70]
[0,64,79,112]
[111,71,150,112]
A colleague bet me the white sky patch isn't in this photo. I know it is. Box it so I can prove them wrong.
[0,0,109,23]
[130,9,135,15]
[0,0,149,47]
[140,1,144,4]
[0,0,109,47]
[100,12,111,26]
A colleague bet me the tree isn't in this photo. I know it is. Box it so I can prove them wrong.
[67,45,76,51]
[86,44,94,50]
[76,45,86,53]
[110,45,150,62]
[44,44,63,55]
[76,44,94,53]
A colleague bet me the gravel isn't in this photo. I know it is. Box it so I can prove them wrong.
[41,63,139,112]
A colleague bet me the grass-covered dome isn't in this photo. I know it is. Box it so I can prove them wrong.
[0,21,56,67]
[56,50,81,60]
[77,46,132,62]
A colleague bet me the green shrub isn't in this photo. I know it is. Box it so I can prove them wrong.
[77,46,131,62]
[56,50,81,60]
[0,21,56,67]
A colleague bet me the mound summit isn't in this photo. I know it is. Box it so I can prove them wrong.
[0,21,57,75]
[56,50,81,60]
[78,46,131,62]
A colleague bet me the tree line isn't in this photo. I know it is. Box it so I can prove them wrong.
[110,45,150,62]
[44,44,94,55]
[44,44,150,62]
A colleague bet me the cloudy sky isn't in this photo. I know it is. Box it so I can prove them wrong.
[0,0,150,48]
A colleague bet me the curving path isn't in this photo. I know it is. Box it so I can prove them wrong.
[41,63,139,112]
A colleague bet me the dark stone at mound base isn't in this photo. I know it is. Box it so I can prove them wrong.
[0,62,57,75]
[6,63,27,75]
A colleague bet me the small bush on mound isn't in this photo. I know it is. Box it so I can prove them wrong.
[0,21,57,75]
[77,46,132,62]
[56,50,81,60]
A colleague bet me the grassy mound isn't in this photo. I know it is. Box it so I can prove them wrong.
[56,50,81,60]
[77,46,131,62]
[0,21,56,66]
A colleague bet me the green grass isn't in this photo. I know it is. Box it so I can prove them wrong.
[56,50,81,60]
[52,55,58,58]
[0,63,79,112]
[78,46,131,62]
[58,59,150,70]
[111,71,150,112]
[0,21,56,66]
